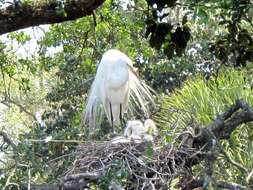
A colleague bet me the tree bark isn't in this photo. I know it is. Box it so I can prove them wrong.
[0,0,105,35]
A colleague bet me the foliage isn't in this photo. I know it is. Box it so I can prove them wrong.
[99,159,130,189]
[138,0,253,66]
[0,0,252,189]
[156,68,253,125]
[154,68,253,187]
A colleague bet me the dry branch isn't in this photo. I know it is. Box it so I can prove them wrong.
[0,0,105,35]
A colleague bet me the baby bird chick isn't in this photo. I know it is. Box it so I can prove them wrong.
[124,119,158,142]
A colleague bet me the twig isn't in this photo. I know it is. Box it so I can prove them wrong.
[219,146,248,174]
[246,169,253,184]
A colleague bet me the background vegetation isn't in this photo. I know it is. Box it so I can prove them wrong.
[0,0,252,189]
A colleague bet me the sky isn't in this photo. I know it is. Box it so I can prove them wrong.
[0,25,64,58]
[2,27,44,56]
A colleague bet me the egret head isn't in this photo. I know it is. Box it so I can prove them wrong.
[126,62,138,76]
[144,119,158,136]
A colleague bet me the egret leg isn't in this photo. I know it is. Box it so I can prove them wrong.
[89,104,94,134]
[91,104,94,118]
[109,102,114,133]
[119,104,125,130]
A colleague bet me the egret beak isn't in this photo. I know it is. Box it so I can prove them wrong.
[127,63,138,76]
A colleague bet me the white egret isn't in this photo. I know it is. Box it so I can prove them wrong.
[83,49,154,132]
[124,119,158,141]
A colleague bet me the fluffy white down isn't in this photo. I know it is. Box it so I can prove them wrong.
[124,119,158,141]
[124,120,146,140]
[83,49,154,132]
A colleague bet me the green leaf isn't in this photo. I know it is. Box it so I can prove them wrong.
[145,142,154,159]
[8,31,31,44]
[197,7,209,23]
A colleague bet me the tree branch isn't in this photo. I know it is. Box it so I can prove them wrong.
[1,98,37,121]
[0,131,17,151]
[182,179,247,190]
[19,171,103,190]
[193,99,253,149]
[0,0,105,35]
[216,181,247,190]
[61,170,104,183]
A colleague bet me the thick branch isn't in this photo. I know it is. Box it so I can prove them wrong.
[182,179,247,190]
[61,170,103,182]
[19,171,103,190]
[209,100,253,139]
[0,0,105,35]
[193,99,253,149]
[216,181,247,190]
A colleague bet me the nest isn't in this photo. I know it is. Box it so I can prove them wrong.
[62,136,197,189]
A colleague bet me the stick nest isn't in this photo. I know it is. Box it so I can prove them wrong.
[63,137,197,189]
